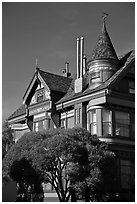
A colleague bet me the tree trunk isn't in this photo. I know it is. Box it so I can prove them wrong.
[85,187,90,202]
[71,190,77,202]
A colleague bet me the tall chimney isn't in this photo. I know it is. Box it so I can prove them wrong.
[83,55,87,75]
[75,36,85,93]
[80,36,84,77]
[76,38,80,79]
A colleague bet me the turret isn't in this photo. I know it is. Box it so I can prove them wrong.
[88,14,119,89]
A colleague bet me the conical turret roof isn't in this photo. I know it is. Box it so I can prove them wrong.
[91,21,119,61]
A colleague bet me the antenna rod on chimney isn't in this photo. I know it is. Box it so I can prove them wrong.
[76,38,80,79]
[80,36,84,77]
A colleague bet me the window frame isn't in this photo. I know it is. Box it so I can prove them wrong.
[114,111,130,137]
[102,109,112,136]
[34,119,46,132]
[89,109,97,135]
[67,116,74,128]
[36,88,45,103]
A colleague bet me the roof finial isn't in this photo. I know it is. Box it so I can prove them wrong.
[102,12,109,33]
[35,57,40,71]
[36,58,38,68]
[102,12,109,23]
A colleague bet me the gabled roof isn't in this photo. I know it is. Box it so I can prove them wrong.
[8,104,26,121]
[56,50,135,105]
[39,69,72,93]
[90,22,119,61]
[8,70,72,120]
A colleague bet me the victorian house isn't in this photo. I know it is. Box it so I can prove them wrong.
[8,19,135,201]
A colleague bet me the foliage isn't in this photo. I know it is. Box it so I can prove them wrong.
[69,137,117,201]
[2,127,117,202]
[2,131,46,201]
[10,158,44,201]
[29,128,85,201]
[2,120,14,159]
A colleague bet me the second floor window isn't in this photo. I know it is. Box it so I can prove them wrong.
[115,111,130,137]
[102,109,112,135]
[89,110,96,135]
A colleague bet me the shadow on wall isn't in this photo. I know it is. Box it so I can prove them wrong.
[2,181,17,202]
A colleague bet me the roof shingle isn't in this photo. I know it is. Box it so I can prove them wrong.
[39,70,72,93]
[56,50,135,105]
[8,104,26,120]
[90,22,119,61]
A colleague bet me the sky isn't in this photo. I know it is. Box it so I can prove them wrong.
[2,2,135,120]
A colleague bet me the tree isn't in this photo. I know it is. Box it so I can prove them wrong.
[2,120,14,159]
[10,158,44,201]
[68,137,117,202]
[3,127,117,202]
[2,131,47,201]
[29,128,87,202]
[3,128,90,201]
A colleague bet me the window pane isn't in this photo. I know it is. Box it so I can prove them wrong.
[102,109,111,122]
[90,110,96,123]
[115,111,130,137]
[79,108,82,124]
[37,95,43,103]
[67,116,74,128]
[89,110,97,135]
[102,109,112,135]
[37,89,45,102]
[90,123,96,135]
[38,120,43,131]
[75,109,78,124]
[103,122,112,135]
[61,119,65,128]
[34,120,45,132]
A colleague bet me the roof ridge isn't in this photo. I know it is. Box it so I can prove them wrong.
[39,69,72,80]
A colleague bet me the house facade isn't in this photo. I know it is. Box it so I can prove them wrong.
[8,19,135,201]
